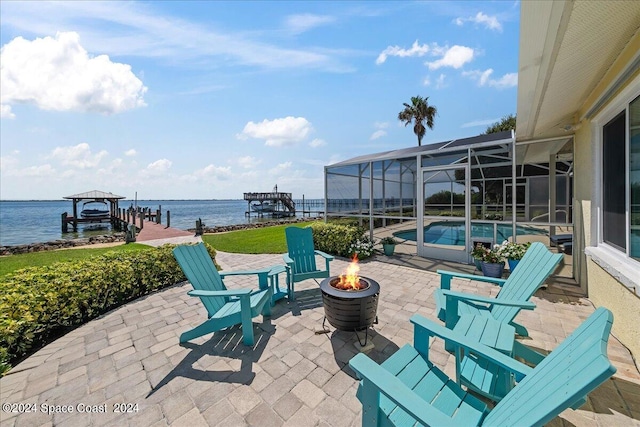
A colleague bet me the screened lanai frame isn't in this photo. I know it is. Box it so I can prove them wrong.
[324,130,575,275]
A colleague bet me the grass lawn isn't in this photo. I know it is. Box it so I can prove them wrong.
[0,243,152,277]
[202,221,320,254]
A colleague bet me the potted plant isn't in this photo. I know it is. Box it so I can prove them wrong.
[496,241,531,272]
[470,243,488,271]
[380,236,398,256]
[479,245,506,278]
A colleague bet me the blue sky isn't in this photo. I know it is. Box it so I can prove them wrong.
[0,1,519,200]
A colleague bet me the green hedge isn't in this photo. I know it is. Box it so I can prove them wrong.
[0,243,217,375]
[309,222,368,257]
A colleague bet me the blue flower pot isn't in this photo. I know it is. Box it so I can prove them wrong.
[481,261,505,278]
[508,258,520,272]
[474,259,482,271]
[383,244,396,256]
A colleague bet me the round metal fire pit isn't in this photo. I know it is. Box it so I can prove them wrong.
[319,276,379,331]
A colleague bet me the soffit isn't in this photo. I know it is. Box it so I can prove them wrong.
[517,1,640,141]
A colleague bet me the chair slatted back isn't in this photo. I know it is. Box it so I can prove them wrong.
[491,242,563,323]
[486,307,616,426]
[173,243,227,316]
[285,227,318,275]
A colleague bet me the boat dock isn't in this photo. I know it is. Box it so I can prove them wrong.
[244,188,296,217]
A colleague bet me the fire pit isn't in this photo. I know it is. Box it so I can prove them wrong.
[318,257,379,346]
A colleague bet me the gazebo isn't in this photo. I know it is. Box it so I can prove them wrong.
[62,190,126,232]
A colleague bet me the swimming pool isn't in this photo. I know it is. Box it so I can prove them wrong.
[393,221,547,246]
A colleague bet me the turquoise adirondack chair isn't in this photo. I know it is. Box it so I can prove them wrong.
[283,227,333,301]
[173,243,273,346]
[435,242,563,337]
[349,307,616,427]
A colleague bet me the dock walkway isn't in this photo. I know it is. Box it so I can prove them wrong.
[132,218,201,247]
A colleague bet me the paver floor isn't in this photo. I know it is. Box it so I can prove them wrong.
[1,251,639,426]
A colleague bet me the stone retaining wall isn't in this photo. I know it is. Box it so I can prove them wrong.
[190,217,322,234]
[0,233,127,256]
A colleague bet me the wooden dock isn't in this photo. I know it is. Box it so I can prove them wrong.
[244,190,296,217]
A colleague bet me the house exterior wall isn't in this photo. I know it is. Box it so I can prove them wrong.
[573,31,640,358]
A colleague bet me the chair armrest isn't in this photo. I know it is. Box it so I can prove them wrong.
[219,267,271,278]
[220,268,271,289]
[187,289,252,298]
[349,353,461,426]
[437,269,507,290]
[411,314,533,380]
[314,250,334,261]
[440,290,536,309]
[283,253,294,265]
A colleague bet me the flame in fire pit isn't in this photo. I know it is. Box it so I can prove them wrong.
[335,255,363,290]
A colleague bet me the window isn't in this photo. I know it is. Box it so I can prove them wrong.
[601,95,640,261]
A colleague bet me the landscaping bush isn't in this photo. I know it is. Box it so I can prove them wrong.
[0,243,218,375]
[309,222,372,258]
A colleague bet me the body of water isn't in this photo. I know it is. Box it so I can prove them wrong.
[0,199,323,247]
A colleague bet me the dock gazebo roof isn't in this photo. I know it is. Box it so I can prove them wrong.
[63,190,125,201]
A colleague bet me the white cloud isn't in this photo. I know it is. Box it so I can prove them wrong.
[461,118,501,128]
[455,12,502,32]
[309,138,327,148]
[370,130,387,141]
[489,72,518,88]
[376,40,429,65]
[374,122,389,129]
[0,2,342,72]
[269,162,292,175]
[0,154,19,172]
[423,77,431,86]
[50,143,108,169]
[0,31,147,116]
[9,164,56,177]
[370,122,389,140]
[426,45,474,70]
[285,14,335,34]
[195,164,232,180]
[1,104,15,119]
[238,116,313,147]
[463,69,517,88]
[237,156,261,168]
[145,158,172,175]
[124,149,137,157]
[435,74,447,89]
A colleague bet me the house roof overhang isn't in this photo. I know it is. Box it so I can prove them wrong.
[516,0,640,143]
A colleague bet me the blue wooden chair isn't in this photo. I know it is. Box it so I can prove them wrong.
[283,226,333,301]
[173,243,272,346]
[435,242,563,337]
[349,307,616,427]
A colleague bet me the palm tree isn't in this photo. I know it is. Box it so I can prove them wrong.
[398,96,437,146]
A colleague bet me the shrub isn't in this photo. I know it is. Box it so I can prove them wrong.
[0,243,217,375]
[309,222,371,258]
[348,236,376,259]
[496,241,531,260]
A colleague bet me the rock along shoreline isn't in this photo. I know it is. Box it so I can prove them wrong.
[1,217,321,256]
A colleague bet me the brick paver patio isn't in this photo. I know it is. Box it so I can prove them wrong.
[1,251,639,426]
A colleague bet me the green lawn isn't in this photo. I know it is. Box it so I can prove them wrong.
[202,221,320,254]
[0,243,152,277]
[0,221,321,277]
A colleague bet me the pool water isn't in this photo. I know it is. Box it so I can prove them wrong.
[393,221,547,246]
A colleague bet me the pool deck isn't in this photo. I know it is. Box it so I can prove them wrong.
[1,251,639,426]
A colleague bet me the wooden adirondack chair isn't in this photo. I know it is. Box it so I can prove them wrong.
[349,307,616,427]
[435,242,563,337]
[283,226,333,301]
[173,243,273,346]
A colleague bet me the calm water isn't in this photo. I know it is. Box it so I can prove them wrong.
[0,199,322,247]
[393,221,547,245]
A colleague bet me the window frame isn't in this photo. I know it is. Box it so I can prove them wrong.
[588,72,640,293]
